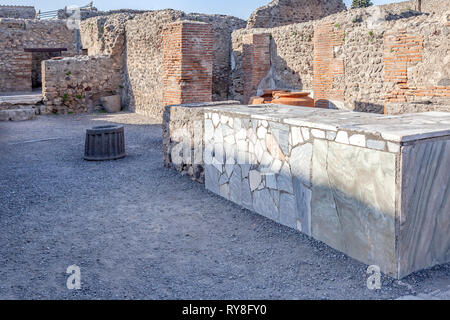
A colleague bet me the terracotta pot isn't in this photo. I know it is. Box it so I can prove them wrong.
[249,96,265,105]
[273,92,310,99]
[272,97,314,107]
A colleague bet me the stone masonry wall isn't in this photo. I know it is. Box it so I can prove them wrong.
[162,101,239,183]
[231,22,315,103]
[0,18,77,92]
[123,10,185,118]
[231,6,450,114]
[42,55,121,114]
[123,10,245,119]
[80,13,133,107]
[0,5,36,19]
[247,0,346,29]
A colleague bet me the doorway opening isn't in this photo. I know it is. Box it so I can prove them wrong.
[24,48,68,89]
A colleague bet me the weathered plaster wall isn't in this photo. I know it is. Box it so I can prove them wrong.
[0,18,77,92]
[246,0,346,29]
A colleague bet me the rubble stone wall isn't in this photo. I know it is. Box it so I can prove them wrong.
[231,22,315,103]
[123,10,245,119]
[0,18,77,92]
[162,101,240,183]
[42,55,122,114]
[0,5,35,19]
[247,0,346,29]
[231,6,450,114]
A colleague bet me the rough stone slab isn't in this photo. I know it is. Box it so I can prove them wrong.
[0,108,36,121]
[0,93,42,106]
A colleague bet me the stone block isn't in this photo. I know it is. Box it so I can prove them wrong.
[101,95,122,113]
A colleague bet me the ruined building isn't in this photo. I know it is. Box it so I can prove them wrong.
[0,0,449,117]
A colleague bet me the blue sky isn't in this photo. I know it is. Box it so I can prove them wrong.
[7,0,405,20]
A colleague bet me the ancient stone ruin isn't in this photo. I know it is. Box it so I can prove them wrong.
[0,0,449,279]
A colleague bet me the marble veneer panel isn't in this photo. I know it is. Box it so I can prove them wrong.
[398,139,450,278]
[311,140,397,275]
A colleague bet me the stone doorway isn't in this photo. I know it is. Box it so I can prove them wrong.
[24,48,67,89]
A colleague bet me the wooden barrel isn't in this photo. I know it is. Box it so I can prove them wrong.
[84,125,126,161]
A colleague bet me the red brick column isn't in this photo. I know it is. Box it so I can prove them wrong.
[242,33,271,104]
[313,23,344,108]
[162,21,214,107]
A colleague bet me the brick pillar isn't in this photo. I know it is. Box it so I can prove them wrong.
[162,21,213,107]
[242,33,271,105]
[313,23,344,108]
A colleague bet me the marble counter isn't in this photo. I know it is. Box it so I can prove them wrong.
[201,104,450,279]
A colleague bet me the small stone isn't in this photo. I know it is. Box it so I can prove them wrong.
[387,142,400,153]
[257,126,267,139]
[335,131,349,144]
[249,170,262,191]
[265,173,277,189]
[367,139,386,151]
[224,135,235,144]
[311,129,326,139]
[212,113,220,127]
[291,126,304,146]
[277,162,293,194]
[349,134,366,147]
[270,159,283,174]
[301,127,310,140]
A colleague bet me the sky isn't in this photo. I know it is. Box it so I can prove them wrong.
[5,0,406,20]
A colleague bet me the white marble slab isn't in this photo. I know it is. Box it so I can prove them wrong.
[203,105,450,143]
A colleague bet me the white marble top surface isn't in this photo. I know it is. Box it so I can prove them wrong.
[203,104,450,142]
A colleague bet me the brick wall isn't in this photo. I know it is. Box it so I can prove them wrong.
[313,23,344,108]
[121,10,244,120]
[242,34,271,104]
[384,28,450,111]
[232,7,449,114]
[162,21,214,107]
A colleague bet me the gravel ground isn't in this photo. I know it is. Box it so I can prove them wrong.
[0,113,449,300]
